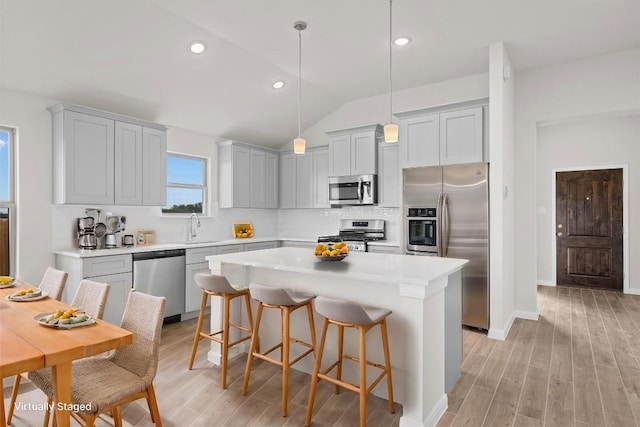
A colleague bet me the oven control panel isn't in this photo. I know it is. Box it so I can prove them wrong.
[407,207,436,218]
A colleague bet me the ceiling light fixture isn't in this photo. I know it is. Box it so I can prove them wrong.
[188,41,207,54]
[384,0,399,143]
[272,80,285,90]
[293,21,307,155]
[393,36,411,46]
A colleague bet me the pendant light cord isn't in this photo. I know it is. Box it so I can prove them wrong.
[388,0,393,124]
[297,27,302,139]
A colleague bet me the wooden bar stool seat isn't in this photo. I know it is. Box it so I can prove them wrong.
[188,273,254,389]
[306,296,394,427]
[242,282,317,417]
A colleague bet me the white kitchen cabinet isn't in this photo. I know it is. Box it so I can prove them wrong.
[399,113,440,168]
[55,253,133,326]
[398,103,486,168]
[114,122,143,205]
[377,142,400,207]
[279,149,324,209]
[313,148,330,208]
[49,104,167,206]
[265,153,279,208]
[185,246,218,314]
[244,241,278,251]
[52,110,115,205]
[279,240,316,249]
[439,107,483,165]
[218,141,278,209]
[296,152,314,208]
[326,125,381,177]
[142,127,167,205]
[250,149,266,208]
[280,153,297,208]
[217,244,244,254]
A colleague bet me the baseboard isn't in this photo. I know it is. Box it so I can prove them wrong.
[625,288,640,296]
[400,394,447,427]
[514,310,539,321]
[207,342,248,366]
[487,313,515,341]
[538,280,554,286]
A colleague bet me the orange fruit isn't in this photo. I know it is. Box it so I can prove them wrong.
[340,246,348,254]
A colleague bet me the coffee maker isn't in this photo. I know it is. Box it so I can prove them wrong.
[77,216,97,249]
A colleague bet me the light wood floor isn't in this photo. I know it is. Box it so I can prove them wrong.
[5,285,639,426]
[439,286,640,427]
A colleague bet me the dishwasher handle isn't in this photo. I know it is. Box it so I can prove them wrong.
[132,249,186,261]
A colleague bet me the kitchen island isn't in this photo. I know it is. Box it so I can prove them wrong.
[206,247,468,427]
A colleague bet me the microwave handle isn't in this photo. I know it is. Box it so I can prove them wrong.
[358,177,364,203]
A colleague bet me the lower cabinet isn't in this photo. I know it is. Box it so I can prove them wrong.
[279,240,316,249]
[55,254,133,326]
[244,241,278,251]
[185,262,212,314]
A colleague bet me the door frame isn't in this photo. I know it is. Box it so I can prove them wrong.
[551,164,630,293]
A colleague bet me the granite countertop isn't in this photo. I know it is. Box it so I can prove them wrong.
[207,247,467,287]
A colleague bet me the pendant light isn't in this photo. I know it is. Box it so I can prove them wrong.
[293,21,307,154]
[384,0,399,143]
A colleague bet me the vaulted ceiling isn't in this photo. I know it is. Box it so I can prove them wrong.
[1,0,638,147]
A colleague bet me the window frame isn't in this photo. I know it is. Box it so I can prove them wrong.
[0,126,16,276]
[163,152,209,215]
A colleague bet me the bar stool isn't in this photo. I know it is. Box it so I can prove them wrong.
[305,296,394,427]
[242,282,316,417]
[188,273,254,389]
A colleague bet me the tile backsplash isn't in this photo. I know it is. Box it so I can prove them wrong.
[52,205,400,250]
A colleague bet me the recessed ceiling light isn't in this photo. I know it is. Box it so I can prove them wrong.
[188,41,207,54]
[272,80,285,90]
[393,37,411,46]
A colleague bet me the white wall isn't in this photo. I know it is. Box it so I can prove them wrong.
[536,114,639,291]
[515,48,640,311]
[0,88,57,284]
[488,43,518,339]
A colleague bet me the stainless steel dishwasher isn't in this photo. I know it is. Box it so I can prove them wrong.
[133,249,185,323]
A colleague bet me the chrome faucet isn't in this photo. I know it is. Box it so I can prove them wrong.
[188,213,201,242]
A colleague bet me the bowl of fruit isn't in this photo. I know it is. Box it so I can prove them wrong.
[233,223,254,238]
[314,242,349,261]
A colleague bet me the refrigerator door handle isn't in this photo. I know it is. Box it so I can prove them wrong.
[436,192,443,257]
[442,193,450,257]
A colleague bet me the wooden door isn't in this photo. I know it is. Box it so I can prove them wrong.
[556,169,623,290]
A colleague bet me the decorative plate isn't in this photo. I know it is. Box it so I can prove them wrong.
[35,313,95,329]
[6,290,49,302]
[0,280,17,289]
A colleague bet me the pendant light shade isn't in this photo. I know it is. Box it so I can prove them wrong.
[293,21,307,154]
[384,0,397,143]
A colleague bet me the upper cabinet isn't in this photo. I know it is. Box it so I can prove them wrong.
[326,125,381,177]
[49,104,167,206]
[218,141,278,209]
[398,103,486,168]
[377,142,400,207]
[279,146,328,209]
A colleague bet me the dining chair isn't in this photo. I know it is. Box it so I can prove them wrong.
[5,279,110,425]
[28,290,166,427]
[38,267,68,301]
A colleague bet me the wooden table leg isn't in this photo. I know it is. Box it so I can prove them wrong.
[52,362,72,427]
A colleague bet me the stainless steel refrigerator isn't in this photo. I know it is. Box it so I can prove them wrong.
[403,163,489,329]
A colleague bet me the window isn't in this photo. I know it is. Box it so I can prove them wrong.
[162,153,207,214]
[0,127,15,276]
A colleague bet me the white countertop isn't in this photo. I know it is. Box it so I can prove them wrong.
[53,237,278,258]
[54,237,400,258]
[207,246,467,287]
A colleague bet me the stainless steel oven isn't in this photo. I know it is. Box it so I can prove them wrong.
[406,207,437,255]
[328,174,377,206]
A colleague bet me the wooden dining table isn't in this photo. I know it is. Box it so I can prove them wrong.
[0,281,133,427]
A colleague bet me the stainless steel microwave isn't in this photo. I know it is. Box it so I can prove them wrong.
[328,174,377,206]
